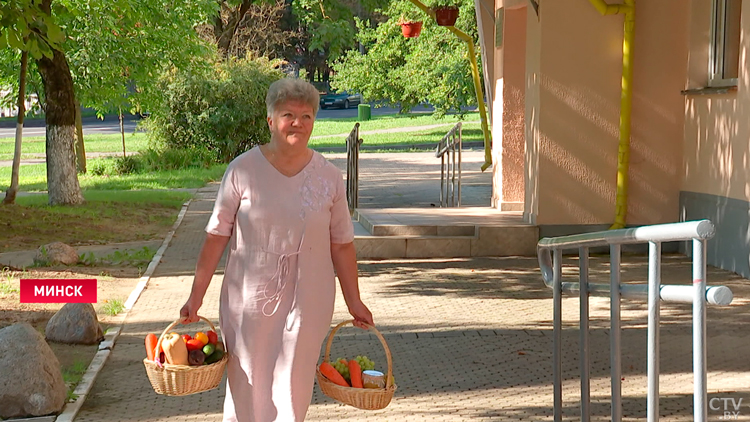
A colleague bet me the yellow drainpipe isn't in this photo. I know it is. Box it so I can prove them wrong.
[408,0,493,171]
[588,0,634,229]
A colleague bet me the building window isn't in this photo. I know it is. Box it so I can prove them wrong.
[709,0,742,87]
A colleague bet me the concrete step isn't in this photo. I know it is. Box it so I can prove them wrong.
[352,208,539,259]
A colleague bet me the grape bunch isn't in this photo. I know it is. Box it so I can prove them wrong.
[332,358,350,381]
[354,355,375,371]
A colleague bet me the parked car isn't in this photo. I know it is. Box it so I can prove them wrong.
[319,91,363,109]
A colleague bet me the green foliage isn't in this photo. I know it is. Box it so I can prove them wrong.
[426,0,461,9]
[144,57,284,163]
[63,0,218,116]
[101,298,126,316]
[138,147,214,171]
[0,0,64,59]
[83,147,213,177]
[79,246,156,267]
[0,276,19,294]
[0,0,218,118]
[113,156,142,175]
[62,360,88,402]
[331,0,481,117]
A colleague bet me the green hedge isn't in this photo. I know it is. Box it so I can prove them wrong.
[145,58,284,163]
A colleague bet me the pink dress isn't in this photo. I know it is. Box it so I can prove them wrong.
[205,147,354,422]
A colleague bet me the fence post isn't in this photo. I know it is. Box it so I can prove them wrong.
[610,244,622,422]
[346,123,362,215]
[647,241,661,422]
[693,238,707,422]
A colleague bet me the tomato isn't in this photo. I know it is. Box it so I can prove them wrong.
[186,338,204,351]
[194,332,209,346]
[207,330,218,345]
[182,334,192,343]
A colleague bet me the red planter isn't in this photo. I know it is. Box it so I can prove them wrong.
[400,21,423,38]
[434,7,459,26]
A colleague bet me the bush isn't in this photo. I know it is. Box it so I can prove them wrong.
[114,156,142,175]
[144,57,284,163]
[85,147,214,177]
[138,147,214,171]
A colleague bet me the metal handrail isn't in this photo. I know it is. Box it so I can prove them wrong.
[345,123,362,215]
[537,220,734,422]
[538,220,732,305]
[435,122,462,207]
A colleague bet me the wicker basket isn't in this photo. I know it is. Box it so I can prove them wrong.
[316,320,397,410]
[143,316,228,396]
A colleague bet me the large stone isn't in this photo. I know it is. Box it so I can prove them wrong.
[45,303,103,345]
[34,242,79,266]
[0,323,66,419]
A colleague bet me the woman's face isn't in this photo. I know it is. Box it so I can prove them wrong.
[267,99,315,149]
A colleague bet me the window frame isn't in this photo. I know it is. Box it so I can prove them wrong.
[708,0,742,88]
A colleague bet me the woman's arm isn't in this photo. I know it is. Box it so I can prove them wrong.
[180,233,231,323]
[331,241,373,329]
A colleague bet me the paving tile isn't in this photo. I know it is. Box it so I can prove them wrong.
[71,153,750,422]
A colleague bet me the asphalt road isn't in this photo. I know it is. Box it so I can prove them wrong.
[0,104,414,140]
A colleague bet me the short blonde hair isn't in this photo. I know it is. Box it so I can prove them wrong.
[266,78,320,117]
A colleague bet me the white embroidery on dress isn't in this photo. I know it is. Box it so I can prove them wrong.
[299,155,332,220]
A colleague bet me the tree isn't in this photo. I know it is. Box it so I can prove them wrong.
[2,49,28,205]
[195,0,294,61]
[198,0,387,83]
[0,0,82,205]
[330,0,481,116]
[62,0,217,171]
[65,0,217,117]
[35,0,83,205]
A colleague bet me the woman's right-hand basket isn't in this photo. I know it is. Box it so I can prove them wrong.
[316,320,397,410]
[142,316,228,396]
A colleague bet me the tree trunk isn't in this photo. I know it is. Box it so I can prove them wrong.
[3,50,28,205]
[119,107,126,158]
[74,99,86,174]
[35,33,84,204]
[214,1,253,59]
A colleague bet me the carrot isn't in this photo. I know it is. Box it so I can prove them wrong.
[348,360,363,388]
[145,333,158,361]
[319,362,350,387]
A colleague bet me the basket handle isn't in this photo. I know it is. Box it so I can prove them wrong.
[154,315,218,359]
[322,320,394,389]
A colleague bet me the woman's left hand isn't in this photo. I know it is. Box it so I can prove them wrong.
[348,300,374,329]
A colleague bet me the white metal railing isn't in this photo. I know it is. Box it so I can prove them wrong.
[537,220,734,422]
[345,122,362,215]
[435,122,462,207]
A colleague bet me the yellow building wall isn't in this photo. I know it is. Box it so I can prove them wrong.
[523,0,688,226]
[684,0,750,203]
[492,6,526,208]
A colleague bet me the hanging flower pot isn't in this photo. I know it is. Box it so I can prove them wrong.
[400,21,423,38]
[434,7,459,26]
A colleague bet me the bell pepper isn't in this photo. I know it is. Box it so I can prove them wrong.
[162,332,189,365]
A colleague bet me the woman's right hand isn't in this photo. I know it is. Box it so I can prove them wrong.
[179,297,202,324]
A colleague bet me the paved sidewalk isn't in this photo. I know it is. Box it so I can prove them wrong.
[72,154,750,422]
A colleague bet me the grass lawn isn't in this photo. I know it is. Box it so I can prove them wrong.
[0,133,150,161]
[0,111,481,160]
[0,190,192,252]
[0,160,226,192]
[309,123,483,150]
[311,111,479,137]
[0,109,481,249]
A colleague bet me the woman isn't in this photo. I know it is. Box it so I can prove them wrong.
[180,78,373,422]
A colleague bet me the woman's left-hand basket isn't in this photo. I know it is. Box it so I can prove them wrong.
[143,316,228,396]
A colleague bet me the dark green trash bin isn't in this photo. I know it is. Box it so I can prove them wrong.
[357,104,371,121]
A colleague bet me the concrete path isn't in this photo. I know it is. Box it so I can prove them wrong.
[70,172,750,421]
